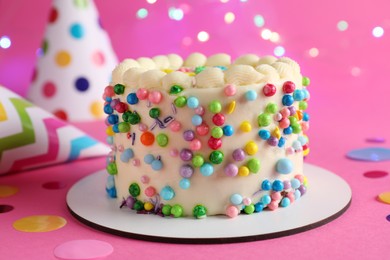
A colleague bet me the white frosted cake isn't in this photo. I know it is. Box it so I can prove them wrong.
[103,53,310,218]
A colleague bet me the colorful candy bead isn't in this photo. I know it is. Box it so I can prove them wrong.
[191,115,203,126]
[174,96,187,107]
[149,108,161,118]
[293,89,304,101]
[193,205,207,219]
[145,186,156,197]
[114,84,125,94]
[263,83,276,96]
[261,180,272,190]
[169,85,183,95]
[276,158,293,174]
[149,90,162,104]
[118,122,130,133]
[226,205,239,218]
[209,100,222,113]
[232,148,246,161]
[133,200,144,211]
[224,163,238,177]
[230,193,243,205]
[140,131,155,146]
[272,180,284,191]
[195,106,205,116]
[156,133,169,147]
[151,159,163,171]
[244,204,255,214]
[261,195,271,205]
[179,178,191,189]
[190,139,202,150]
[209,150,224,164]
[266,103,278,114]
[223,125,234,136]
[244,141,258,155]
[127,93,139,104]
[136,88,149,100]
[245,90,257,101]
[282,81,295,93]
[282,95,294,106]
[208,137,222,150]
[200,163,214,176]
[120,148,134,163]
[180,148,193,161]
[302,76,310,86]
[183,130,195,141]
[144,202,154,211]
[254,202,264,212]
[129,183,141,197]
[240,121,252,132]
[224,84,237,96]
[115,102,127,113]
[212,113,225,126]
[299,101,308,110]
[180,164,194,178]
[227,101,236,114]
[258,129,271,140]
[106,162,117,175]
[169,121,181,132]
[162,205,172,216]
[144,154,155,164]
[196,122,209,136]
[192,155,204,167]
[247,158,261,173]
[171,204,183,218]
[187,96,199,109]
[238,165,250,176]
[161,186,175,200]
[211,127,223,138]
[258,113,272,127]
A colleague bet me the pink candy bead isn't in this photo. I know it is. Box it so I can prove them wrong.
[170,148,179,157]
[268,201,279,210]
[138,123,148,132]
[280,107,291,118]
[224,84,237,96]
[117,145,124,152]
[145,186,156,197]
[149,90,162,104]
[190,139,202,151]
[274,113,283,121]
[196,122,209,136]
[132,159,140,167]
[295,174,304,183]
[141,175,150,184]
[104,86,115,97]
[195,106,205,116]
[286,147,295,155]
[301,121,309,132]
[136,88,149,100]
[115,102,128,113]
[169,120,182,132]
[242,197,252,206]
[226,205,239,218]
[279,118,290,129]
[271,192,282,201]
[287,192,295,203]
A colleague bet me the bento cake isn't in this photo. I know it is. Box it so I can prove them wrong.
[103,53,310,218]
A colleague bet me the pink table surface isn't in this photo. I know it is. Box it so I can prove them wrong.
[1,0,390,259]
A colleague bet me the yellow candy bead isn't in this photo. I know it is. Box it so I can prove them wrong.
[106,126,114,136]
[163,69,174,73]
[186,72,196,77]
[144,202,154,211]
[227,101,236,114]
[272,127,281,139]
[244,141,258,155]
[238,166,250,176]
[240,121,252,132]
[303,176,309,187]
[303,148,310,156]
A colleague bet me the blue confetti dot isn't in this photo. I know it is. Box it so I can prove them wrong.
[70,23,85,39]
[107,114,118,125]
[280,197,291,207]
[272,180,284,191]
[254,202,264,212]
[75,77,89,92]
[120,148,134,163]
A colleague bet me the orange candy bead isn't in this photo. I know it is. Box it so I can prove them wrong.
[140,131,155,146]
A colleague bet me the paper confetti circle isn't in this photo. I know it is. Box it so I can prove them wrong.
[363,170,388,178]
[54,240,114,259]
[0,86,109,175]
[0,185,19,197]
[13,215,67,232]
[378,191,390,205]
[28,0,117,121]
[346,147,390,162]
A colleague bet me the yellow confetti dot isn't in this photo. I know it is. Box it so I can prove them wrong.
[227,101,236,114]
[238,166,250,177]
[106,126,114,136]
[244,141,258,155]
[144,202,154,211]
[378,191,390,204]
[90,100,103,118]
[0,185,19,198]
[13,215,67,232]
[55,51,71,67]
[240,121,251,132]
[272,127,281,139]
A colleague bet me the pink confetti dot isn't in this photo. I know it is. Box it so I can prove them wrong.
[363,170,388,178]
[42,181,66,189]
[91,50,105,66]
[54,239,113,260]
[42,81,56,97]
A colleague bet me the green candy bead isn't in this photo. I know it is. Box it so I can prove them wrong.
[209,150,224,164]
[289,116,298,125]
[299,101,308,110]
[211,127,223,138]
[133,200,144,211]
[195,66,206,74]
[174,96,187,107]
[247,158,261,173]
[129,183,141,197]
[193,205,207,219]
[302,76,310,86]
[209,100,222,113]
[106,162,117,175]
[291,123,302,134]
[123,111,141,125]
[114,84,125,94]
[257,113,272,127]
[192,155,204,167]
[266,103,278,114]
[118,122,130,133]
[244,204,255,214]
[162,204,172,216]
[169,85,183,95]
[156,133,169,147]
[171,204,184,218]
[149,108,161,119]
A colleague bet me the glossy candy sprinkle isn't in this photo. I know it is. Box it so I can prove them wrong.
[114,84,125,94]
[192,115,203,126]
[282,95,294,106]
[200,163,214,176]
[258,113,272,127]
[276,158,293,174]
[240,121,252,132]
[224,163,238,177]
[224,84,237,96]
[149,90,162,104]
[272,180,284,191]
[245,90,257,101]
[174,96,187,107]
[118,122,130,133]
[129,183,141,197]
[169,85,183,94]
[183,130,195,141]
[227,101,236,114]
[180,148,193,161]
[151,159,163,171]
[106,163,117,175]
[212,113,225,126]
[149,108,160,118]
[136,88,149,100]
[192,155,204,167]
[232,148,246,161]
[156,133,169,147]
[193,205,207,219]
[230,193,243,205]
[196,122,209,136]
[162,205,172,216]
[226,205,239,218]
[245,141,258,155]
[209,150,224,164]
[261,180,272,190]
[171,204,184,218]
[187,96,199,108]
[258,129,271,140]
[208,137,222,150]
[120,148,134,163]
[161,186,175,200]
[140,131,155,146]
[211,127,223,138]
[145,186,156,197]
[223,125,234,136]
[127,93,139,104]
[238,166,250,176]
[209,100,222,113]
[266,103,278,114]
[263,83,276,96]
[180,164,194,178]
[282,81,295,93]
[190,139,202,150]
[247,158,261,173]
[179,178,191,189]
[144,154,155,164]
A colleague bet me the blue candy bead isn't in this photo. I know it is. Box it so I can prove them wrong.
[283,126,293,135]
[200,163,214,176]
[258,129,271,140]
[294,189,301,200]
[144,154,155,164]
[191,115,203,126]
[245,90,257,101]
[282,95,294,106]
[230,193,243,205]
[223,125,234,136]
[272,180,284,191]
[187,96,199,109]
[106,136,114,145]
[151,159,163,171]
[261,180,272,190]
[298,135,308,145]
[291,178,301,189]
[303,112,310,121]
[280,197,291,207]
[302,89,310,99]
[112,124,119,133]
[254,202,264,212]
[161,186,175,200]
[261,195,271,205]
[127,93,139,104]
[104,104,113,114]
[276,158,293,174]
[278,137,286,147]
[106,187,117,198]
[293,89,304,101]
[107,114,119,125]
[179,178,191,189]
[120,148,134,163]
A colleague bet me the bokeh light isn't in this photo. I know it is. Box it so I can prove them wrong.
[261,29,272,40]
[146,0,157,4]
[372,26,384,38]
[136,8,148,19]
[270,32,280,43]
[0,36,11,49]
[224,12,235,24]
[169,7,184,21]
[182,36,192,47]
[337,20,348,31]
[220,0,229,3]
[254,15,265,28]
[274,46,285,57]
[197,31,210,42]
[351,67,361,76]
[309,48,319,57]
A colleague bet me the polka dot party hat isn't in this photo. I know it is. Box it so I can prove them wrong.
[28,0,118,122]
[0,85,109,175]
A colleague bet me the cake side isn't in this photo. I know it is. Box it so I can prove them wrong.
[104,53,310,218]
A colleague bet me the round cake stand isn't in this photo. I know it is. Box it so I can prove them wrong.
[67,163,351,244]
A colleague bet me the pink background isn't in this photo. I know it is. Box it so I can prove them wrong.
[1,0,390,259]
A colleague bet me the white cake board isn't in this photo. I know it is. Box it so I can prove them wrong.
[67,163,351,244]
